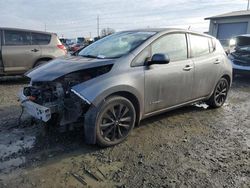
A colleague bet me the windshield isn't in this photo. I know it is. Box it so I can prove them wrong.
[78,31,156,59]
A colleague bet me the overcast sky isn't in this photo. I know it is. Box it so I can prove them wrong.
[0,0,248,38]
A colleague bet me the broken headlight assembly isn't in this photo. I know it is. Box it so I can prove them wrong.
[21,65,113,126]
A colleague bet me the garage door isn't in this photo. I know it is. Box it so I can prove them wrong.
[217,22,248,46]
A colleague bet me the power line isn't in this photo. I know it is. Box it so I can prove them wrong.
[97,15,100,37]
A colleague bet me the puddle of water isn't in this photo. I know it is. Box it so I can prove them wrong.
[0,157,25,173]
[0,136,35,159]
[0,133,36,173]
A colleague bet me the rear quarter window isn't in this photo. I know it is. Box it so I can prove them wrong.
[190,34,210,57]
[4,30,31,46]
[32,33,51,45]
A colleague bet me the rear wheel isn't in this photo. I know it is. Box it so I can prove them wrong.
[206,78,229,108]
[34,60,48,67]
[86,96,136,147]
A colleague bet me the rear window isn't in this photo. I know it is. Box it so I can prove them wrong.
[190,34,210,57]
[4,30,31,46]
[32,33,51,45]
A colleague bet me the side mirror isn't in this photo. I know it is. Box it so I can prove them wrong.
[148,53,170,65]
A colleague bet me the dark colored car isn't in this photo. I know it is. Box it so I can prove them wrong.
[228,35,250,76]
[69,43,84,52]
[19,28,232,147]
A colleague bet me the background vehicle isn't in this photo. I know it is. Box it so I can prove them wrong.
[0,27,67,76]
[69,43,84,52]
[228,35,250,76]
[19,29,232,147]
[76,37,85,44]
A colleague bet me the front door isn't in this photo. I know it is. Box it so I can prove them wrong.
[144,33,194,114]
[2,30,41,73]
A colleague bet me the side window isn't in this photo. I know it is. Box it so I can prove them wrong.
[4,30,31,45]
[151,33,188,62]
[190,34,210,57]
[32,33,51,45]
[132,47,151,66]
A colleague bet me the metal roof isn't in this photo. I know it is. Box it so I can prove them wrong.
[205,10,250,20]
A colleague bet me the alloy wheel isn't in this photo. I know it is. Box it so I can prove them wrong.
[99,103,133,142]
[214,79,228,106]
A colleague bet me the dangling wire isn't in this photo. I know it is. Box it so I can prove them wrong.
[18,106,24,127]
[18,99,29,127]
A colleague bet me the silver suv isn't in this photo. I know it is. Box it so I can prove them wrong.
[0,28,67,76]
[19,29,232,147]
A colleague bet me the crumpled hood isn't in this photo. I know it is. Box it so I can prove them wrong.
[26,56,115,82]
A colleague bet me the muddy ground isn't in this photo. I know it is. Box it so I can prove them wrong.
[0,76,249,188]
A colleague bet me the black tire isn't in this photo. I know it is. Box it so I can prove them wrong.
[34,60,48,67]
[206,77,229,108]
[85,96,136,147]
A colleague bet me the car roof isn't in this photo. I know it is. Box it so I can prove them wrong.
[0,27,55,35]
[120,28,214,38]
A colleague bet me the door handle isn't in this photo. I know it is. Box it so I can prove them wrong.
[183,65,193,71]
[214,59,221,64]
[31,49,39,52]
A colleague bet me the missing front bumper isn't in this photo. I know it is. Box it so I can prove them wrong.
[19,90,51,122]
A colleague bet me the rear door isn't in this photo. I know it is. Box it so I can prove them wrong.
[2,29,41,73]
[32,32,52,58]
[189,34,220,98]
[144,33,195,114]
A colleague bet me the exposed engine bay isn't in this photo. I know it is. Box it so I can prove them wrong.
[20,65,112,127]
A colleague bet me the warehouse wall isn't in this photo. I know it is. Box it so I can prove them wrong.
[208,16,250,46]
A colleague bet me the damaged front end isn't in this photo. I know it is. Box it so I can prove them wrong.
[19,64,112,126]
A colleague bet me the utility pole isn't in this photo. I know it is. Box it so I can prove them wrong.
[248,0,250,10]
[97,15,100,37]
[44,23,47,31]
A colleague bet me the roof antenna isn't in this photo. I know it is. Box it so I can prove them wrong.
[188,26,191,30]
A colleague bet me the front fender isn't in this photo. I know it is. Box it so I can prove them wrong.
[71,67,144,113]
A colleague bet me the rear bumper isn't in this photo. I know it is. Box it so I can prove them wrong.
[19,89,51,122]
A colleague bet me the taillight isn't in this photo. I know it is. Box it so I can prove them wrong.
[57,44,67,54]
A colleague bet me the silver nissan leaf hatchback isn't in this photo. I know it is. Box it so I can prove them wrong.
[19,28,232,147]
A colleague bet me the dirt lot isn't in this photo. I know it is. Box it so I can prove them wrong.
[0,76,249,188]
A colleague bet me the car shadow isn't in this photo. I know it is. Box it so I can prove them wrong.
[0,76,29,85]
[138,103,209,128]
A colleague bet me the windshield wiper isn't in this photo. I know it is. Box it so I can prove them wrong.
[80,54,99,58]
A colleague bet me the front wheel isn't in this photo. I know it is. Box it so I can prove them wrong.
[86,96,136,147]
[206,78,229,108]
